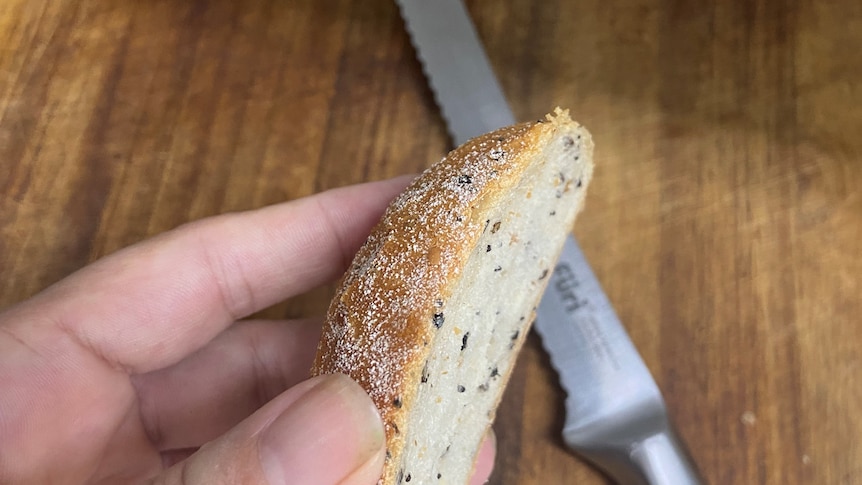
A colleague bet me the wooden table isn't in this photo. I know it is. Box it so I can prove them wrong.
[2,0,860,483]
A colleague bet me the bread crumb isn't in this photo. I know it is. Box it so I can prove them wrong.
[802,454,811,465]
[740,411,756,426]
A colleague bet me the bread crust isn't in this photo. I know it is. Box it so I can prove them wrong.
[311,109,591,483]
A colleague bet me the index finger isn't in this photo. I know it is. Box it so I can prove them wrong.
[2,176,414,373]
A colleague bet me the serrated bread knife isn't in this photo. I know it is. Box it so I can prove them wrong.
[395,1,703,483]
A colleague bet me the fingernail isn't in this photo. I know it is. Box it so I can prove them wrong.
[260,374,384,485]
[470,430,497,485]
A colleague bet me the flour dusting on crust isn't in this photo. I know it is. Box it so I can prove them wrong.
[312,122,537,417]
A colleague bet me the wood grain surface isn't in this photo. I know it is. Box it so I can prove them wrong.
[2,0,860,483]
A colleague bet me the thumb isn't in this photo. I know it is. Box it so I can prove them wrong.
[151,374,385,485]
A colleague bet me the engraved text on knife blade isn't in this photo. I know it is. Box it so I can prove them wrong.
[550,261,622,372]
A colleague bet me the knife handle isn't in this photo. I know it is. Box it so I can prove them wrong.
[629,429,703,485]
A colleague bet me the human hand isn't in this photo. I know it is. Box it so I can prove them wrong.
[0,177,495,484]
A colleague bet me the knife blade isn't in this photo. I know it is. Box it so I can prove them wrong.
[395,1,702,483]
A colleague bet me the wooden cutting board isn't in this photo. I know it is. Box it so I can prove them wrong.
[1,0,860,483]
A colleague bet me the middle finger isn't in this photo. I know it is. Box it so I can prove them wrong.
[130,318,321,451]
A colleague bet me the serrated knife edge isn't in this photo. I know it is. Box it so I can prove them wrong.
[396,0,515,145]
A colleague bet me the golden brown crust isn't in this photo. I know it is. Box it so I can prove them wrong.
[311,109,582,483]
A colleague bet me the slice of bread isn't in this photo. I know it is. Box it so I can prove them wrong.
[311,108,594,484]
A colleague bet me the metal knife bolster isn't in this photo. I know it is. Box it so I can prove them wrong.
[535,238,702,484]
